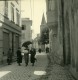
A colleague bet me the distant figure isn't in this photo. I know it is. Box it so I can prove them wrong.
[7,48,13,65]
[17,48,22,66]
[23,46,29,66]
[2,52,4,63]
[30,47,36,66]
[46,47,49,53]
[38,48,41,53]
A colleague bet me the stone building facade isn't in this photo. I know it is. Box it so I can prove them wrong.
[46,0,78,79]
[62,0,78,79]
[33,34,40,51]
[21,18,32,45]
[0,1,21,64]
[46,0,63,64]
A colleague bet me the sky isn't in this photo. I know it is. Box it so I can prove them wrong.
[21,0,46,39]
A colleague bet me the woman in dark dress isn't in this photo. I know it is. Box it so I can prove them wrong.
[46,47,49,53]
[7,48,13,65]
[17,48,22,66]
[30,48,36,66]
[38,48,41,53]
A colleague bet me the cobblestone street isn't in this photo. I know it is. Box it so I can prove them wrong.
[39,54,76,80]
[0,52,48,80]
[0,52,76,80]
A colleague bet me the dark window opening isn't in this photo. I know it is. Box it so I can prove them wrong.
[5,0,8,17]
[22,25,26,30]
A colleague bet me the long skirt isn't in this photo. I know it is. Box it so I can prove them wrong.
[17,56,22,63]
[24,54,29,64]
[30,55,35,63]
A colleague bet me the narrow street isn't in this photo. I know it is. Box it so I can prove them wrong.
[0,52,75,80]
[0,1,78,80]
[0,52,48,80]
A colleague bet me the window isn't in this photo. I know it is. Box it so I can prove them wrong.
[5,0,8,16]
[11,3,14,22]
[22,25,26,30]
[48,0,54,11]
[16,9,20,25]
[48,0,51,11]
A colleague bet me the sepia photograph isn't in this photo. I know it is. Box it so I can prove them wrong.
[0,0,78,80]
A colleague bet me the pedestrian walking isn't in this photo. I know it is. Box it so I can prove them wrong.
[38,48,41,53]
[23,46,29,66]
[30,47,36,66]
[7,48,13,65]
[16,47,22,66]
[46,47,49,53]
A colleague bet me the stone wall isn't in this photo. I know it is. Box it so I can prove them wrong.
[62,0,78,71]
[60,0,78,79]
[47,0,78,79]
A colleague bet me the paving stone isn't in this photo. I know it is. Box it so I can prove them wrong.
[0,52,76,80]
[0,52,48,80]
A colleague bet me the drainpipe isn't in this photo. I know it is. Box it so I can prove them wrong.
[61,0,66,65]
